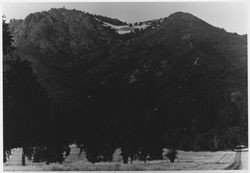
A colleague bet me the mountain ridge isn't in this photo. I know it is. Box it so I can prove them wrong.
[8,8,247,136]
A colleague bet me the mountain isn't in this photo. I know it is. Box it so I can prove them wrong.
[8,9,247,149]
[8,8,167,112]
[8,8,124,113]
[81,11,247,132]
[85,12,246,89]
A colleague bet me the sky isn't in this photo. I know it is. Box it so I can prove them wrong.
[2,1,248,35]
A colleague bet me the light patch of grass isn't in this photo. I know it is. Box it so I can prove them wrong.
[4,150,238,171]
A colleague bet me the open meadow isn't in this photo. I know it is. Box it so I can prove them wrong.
[4,145,246,171]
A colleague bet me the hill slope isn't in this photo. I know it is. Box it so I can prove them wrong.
[9,9,248,150]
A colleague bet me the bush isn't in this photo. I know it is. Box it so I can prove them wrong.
[165,148,177,163]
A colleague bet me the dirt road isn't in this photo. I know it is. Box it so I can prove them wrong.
[226,151,248,170]
[240,151,248,169]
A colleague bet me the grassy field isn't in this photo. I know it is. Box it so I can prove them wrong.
[4,145,238,171]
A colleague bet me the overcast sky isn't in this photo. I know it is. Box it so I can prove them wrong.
[2,1,248,35]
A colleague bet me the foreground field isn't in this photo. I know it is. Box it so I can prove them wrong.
[4,145,245,171]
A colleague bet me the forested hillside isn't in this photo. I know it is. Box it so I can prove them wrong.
[4,8,247,164]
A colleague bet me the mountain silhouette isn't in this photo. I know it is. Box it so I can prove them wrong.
[8,9,247,150]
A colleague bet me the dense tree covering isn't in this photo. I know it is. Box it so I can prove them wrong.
[3,18,70,164]
[4,9,248,165]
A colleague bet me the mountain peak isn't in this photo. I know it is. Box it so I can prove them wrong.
[168,11,198,21]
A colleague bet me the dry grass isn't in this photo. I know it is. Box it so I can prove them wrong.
[4,146,238,171]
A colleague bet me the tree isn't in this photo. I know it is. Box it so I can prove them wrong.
[3,16,14,54]
[3,17,67,165]
[165,148,177,163]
